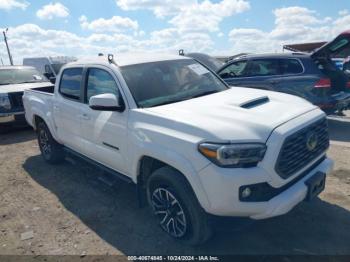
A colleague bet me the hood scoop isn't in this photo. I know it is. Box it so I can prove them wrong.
[240,96,270,109]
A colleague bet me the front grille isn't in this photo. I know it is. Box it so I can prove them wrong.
[275,118,329,179]
[9,92,24,112]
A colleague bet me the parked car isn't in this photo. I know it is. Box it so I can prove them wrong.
[23,54,333,245]
[23,56,76,84]
[0,66,53,127]
[215,31,350,114]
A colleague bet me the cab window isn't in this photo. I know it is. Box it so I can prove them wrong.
[59,68,83,101]
[85,68,120,102]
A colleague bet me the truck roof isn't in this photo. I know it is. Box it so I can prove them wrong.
[23,56,76,63]
[69,53,191,67]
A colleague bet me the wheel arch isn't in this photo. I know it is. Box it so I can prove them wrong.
[31,113,60,142]
[136,155,210,211]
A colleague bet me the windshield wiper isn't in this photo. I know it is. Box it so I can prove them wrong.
[152,98,190,107]
[149,90,221,107]
[21,81,42,84]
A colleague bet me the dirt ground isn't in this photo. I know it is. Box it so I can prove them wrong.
[0,115,349,257]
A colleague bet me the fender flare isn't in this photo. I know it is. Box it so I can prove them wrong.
[131,144,212,211]
[31,107,60,142]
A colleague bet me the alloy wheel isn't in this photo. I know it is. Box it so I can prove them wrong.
[151,187,187,238]
[39,128,51,157]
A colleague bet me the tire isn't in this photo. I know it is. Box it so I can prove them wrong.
[37,121,65,164]
[147,166,213,245]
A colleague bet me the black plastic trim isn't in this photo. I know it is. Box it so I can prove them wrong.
[239,155,326,202]
[64,147,133,184]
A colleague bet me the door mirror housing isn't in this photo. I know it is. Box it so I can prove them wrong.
[89,93,124,111]
[49,76,56,84]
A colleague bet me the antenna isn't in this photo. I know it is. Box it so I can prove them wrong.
[179,49,185,56]
[3,28,14,66]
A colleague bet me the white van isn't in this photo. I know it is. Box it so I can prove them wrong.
[23,56,76,83]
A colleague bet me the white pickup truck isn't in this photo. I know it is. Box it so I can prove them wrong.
[23,54,334,245]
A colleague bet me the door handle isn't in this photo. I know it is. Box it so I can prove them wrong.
[81,113,91,120]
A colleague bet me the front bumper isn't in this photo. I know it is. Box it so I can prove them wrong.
[0,112,25,124]
[196,109,334,219]
[198,156,334,219]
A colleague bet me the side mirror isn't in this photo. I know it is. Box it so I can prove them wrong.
[219,72,233,79]
[89,93,124,111]
[49,76,56,84]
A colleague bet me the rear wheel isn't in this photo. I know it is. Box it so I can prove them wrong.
[147,166,213,245]
[37,121,65,164]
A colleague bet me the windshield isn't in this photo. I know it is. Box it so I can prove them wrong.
[120,59,228,108]
[51,64,64,75]
[0,68,47,85]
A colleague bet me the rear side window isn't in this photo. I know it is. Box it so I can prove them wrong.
[59,68,83,101]
[280,59,303,75]
[86,68,119,102]
[247,59,280,76]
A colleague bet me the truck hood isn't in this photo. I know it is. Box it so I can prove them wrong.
[144,87,318,143]
[0,82,53,94]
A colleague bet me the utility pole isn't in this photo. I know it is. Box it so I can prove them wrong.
[3,28,13,66]
[0,57,4,66]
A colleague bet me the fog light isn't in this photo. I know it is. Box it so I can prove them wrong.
[241,187,252,198]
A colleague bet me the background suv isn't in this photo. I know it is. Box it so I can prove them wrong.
[216,31,350,114]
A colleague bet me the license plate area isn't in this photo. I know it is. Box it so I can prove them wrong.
[304,172,326,201]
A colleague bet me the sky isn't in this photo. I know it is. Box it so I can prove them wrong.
[0,0,350,64]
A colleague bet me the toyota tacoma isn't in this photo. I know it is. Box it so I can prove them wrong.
[23,54,334,245]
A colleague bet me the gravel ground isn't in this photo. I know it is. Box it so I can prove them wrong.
[0,115,349,257]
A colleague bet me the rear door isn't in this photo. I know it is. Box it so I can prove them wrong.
[53,67,85,153]
[273,58,313,98]
[80,66,129,175]
[311,31,350,92]
[240,58,282,90]
[217,60,249,86]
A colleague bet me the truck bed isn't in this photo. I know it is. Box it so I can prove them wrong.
[23,86,55,129]
[30,85,55,94]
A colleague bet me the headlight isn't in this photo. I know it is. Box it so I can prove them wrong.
[0,94,11,110]
[198,143,267,168]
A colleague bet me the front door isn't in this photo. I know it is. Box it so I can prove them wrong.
[218,60,249,86]
[80,66,129,175]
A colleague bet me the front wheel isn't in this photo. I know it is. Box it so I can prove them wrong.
[37,121,65,164]
[147,167,213,245]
